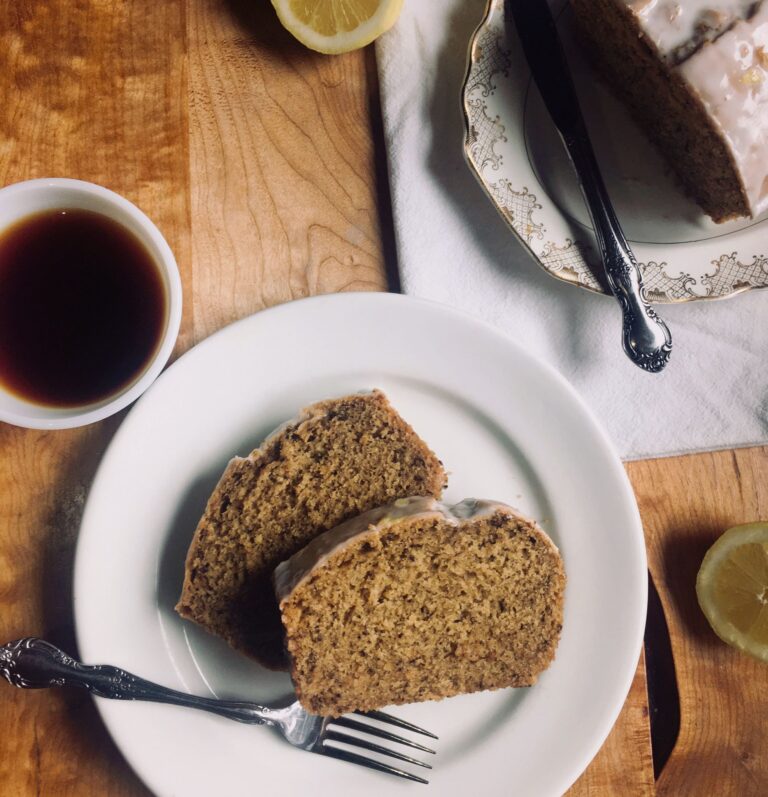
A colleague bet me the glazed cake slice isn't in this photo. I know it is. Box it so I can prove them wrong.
[274,497,566,717]
[620,1,759,64]
[176,391,446,670]
[570,0,768,222]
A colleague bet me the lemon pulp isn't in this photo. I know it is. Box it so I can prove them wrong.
[697,522,768,661]
[271,0,404,54]
[288,0,381,34]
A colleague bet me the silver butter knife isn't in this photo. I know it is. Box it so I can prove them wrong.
[505,0,672,372]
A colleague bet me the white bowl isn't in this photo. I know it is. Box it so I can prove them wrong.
[0,178,182,429]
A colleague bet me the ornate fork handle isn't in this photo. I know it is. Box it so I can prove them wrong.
[0,638,276,726]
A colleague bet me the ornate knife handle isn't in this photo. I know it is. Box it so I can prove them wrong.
[0,638,272,725]
[506,0,672,372]
[564,133,673,373]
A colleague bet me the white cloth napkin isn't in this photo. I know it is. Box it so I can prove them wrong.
[375,0,768,460]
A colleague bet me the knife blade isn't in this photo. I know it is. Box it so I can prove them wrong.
[505,0,673,372]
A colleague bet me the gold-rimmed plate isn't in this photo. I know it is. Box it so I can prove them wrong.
[463,0,768,302]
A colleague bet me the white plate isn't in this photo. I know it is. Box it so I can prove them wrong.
[463,0,768,302]
[74,292,646,797]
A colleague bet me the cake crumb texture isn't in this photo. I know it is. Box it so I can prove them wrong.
[175,391,446,669]
[278,502,565,716]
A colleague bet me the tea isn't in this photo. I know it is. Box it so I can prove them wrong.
[0,209,167,408]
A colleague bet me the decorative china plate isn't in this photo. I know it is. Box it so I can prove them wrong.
[74,293,646,797]
[463,0,768,302]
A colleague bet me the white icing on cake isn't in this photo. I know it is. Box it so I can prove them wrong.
[616,0,768,217]
[273,496,542,603]
[679,4,768,216]
[624,0,759,62]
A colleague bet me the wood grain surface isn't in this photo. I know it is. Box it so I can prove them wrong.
[628,448,768,797]
[187,0,387,342]
[0,0,764,795]
[0,0,187,793]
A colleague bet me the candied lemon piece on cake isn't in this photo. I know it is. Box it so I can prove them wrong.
[696,522,768,663]
[270,0,403,54]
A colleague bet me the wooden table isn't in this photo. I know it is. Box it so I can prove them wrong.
[1,2,766,794]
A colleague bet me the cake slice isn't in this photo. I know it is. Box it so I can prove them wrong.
[274,497,566,716]
[570,0,768,222]
[176,391,446,669]
[616,1,758,64]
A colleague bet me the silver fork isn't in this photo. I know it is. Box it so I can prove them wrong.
[0,637,437,784]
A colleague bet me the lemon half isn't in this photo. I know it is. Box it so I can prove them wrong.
[696,522,768,663]
[271,0,404,54]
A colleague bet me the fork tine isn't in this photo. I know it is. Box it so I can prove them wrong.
[321,745,429,784]
[354,709,439,740]
[324,730,432,769]
[330,717,436,754]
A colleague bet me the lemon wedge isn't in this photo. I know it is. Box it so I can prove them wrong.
[271,0,404,54]
[696,522,768,662]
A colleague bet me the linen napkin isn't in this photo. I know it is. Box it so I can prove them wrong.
[375,0,768,460]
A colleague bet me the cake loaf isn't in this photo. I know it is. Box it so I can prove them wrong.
[570,0,768,222]
[176,392,446,669]
[274,497,566,716]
